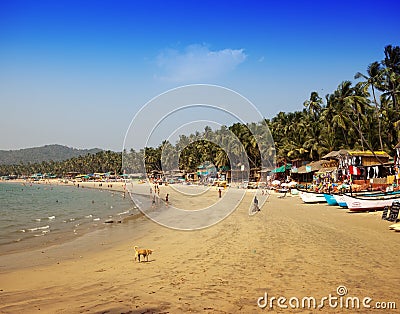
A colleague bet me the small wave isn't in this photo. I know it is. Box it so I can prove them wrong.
[93,218,100,221]
[28,225,50,232]
[34,234,44,237]
[48,216,55,220]
[35,218,41,222]
[69,218,75,222]
[42,229,50,234]
[117,210,130,216]
[19,229,26,233]
[85,214,93,218]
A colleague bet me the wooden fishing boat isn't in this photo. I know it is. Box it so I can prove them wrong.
[332,190,400,209]
[341,193,400,212]
[323,194,338,206]
[298,190,327,203]
[333,194,348,208]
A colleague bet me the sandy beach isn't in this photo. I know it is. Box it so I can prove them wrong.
[0,186,399,313]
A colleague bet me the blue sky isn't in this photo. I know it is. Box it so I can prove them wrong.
[0,0,399,151]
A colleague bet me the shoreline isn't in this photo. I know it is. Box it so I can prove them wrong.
[0,180,140,257]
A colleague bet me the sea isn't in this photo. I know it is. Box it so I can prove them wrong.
[0,182,139,255]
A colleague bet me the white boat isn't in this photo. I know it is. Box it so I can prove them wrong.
[333,194,347,208]
[341,193,400,212]
[298,190,327,203]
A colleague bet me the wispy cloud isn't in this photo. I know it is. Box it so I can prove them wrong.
[155,44,247,82]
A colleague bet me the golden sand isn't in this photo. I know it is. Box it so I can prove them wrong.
[0,185,399,313]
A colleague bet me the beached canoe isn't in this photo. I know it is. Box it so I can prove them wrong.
[341,193,400,212]
[323,194,338,206]
[299,190,327,203]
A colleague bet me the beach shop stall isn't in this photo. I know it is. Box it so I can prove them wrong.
[271,164,291,181]
[336,150,392,186]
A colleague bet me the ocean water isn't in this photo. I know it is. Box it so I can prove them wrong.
[0,182,138,254]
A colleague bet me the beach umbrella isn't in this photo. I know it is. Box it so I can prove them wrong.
[271,180,281,185]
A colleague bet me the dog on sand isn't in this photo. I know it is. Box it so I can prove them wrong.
[133,245,153,262]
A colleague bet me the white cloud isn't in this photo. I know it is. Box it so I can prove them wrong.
[155,44,247,82]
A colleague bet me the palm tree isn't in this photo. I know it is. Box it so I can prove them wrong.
[382,45,400,111]
[215,148,229,168]
[355,61,385,150]
[349,82,371,150]
[303,91,322,121]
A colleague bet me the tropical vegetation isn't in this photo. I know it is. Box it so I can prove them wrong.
[0,150,121,177]
[269,44,400,162]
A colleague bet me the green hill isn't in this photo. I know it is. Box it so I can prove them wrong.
[0,145,103,165]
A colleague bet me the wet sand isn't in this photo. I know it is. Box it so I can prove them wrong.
[0,190,399,313]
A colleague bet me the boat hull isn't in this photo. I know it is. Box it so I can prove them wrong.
[333,195,347,208]
[341,194,400,212]
[324,194,338,206]
[299,191,327,203]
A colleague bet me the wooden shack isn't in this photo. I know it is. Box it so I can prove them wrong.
[336,150,392,183]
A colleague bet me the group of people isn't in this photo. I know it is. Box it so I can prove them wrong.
[150,184,169,207]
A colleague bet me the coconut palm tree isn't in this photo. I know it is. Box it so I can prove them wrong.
[303,91,323,121]
[355,61,385,150]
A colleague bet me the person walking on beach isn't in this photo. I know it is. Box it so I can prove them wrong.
[254,196,260,212]
[165,193,169,207]
[218,188,222,198]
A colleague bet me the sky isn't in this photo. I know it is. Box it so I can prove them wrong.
[0,0,399,151]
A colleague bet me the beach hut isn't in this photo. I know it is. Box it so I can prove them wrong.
[31,173,43,181]
[197,162,217,177]
[271,164,291,181]
[217,166,230,182]
[65,171,79,179]
[330,149,395,189]
[294,160,325,184]
[186,172,198,182]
